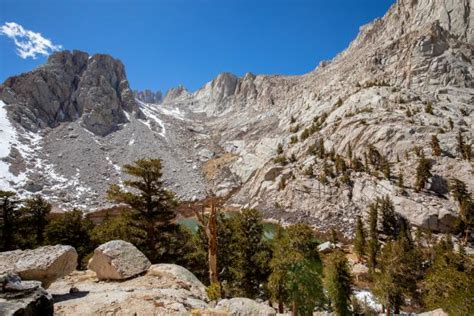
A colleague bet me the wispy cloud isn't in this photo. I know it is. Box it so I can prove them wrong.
[0,22,62,59]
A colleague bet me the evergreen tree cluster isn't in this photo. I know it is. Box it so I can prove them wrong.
[353,195,473,315]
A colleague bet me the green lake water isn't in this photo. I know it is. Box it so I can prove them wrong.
[178,217,279,240]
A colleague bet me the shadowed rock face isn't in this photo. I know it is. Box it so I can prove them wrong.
[0,273,54,316]
[0,50,139,136]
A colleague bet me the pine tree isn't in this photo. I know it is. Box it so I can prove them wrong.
[335,155,347,175]
[277,143,284,155]
[367,202,379,273]
[20,195,51,246]
[414,155,432,192]
[354,216,366,262]
[424,238,474,315]
[449,178,473,243]
[317,138,326,159]
[324,250,353,316]
[380,157,391,179]
[0,191,20,251]
[373,233,422,316]
[347,144,353,160]
[107,158,178,262]
[456,131,465,159]
[456,131,472,160]
[351,156,364,172]
[45,209,95,268]
[379,196,398,238]
[430,135,442,157]
[233,209,272,299]
[450,178,469,205]
[397,172,404,188]
[91,211,136,245]
[424,102,433,114]
[367,145,382,168]
[269,224,325,315]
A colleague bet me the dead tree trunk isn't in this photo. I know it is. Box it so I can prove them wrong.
[207,198,218,284]
[195,196,220,285]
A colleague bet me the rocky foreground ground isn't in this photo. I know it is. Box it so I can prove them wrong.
[0,240,453,316]
[0,241,279,316]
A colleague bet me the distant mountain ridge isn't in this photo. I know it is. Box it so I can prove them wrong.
[0,0,472,234]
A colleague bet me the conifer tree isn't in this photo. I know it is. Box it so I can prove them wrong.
[424,102,433,114]
[324,250,353,316]
[373,232,422,316]
[269,224,325,315]
[456,131,465,158]
[354,216,366,262]
[397,172,404,188]
[449,178,473,243]
[430,135,441,157]
[233,209,272,299]
[0,191,20,251]
[367,145,382,168]
[379,196,398,238]
[424,237,474,315]
[107,158,178,262]
[20,195,51,246]
[335,155,347,175]
[277,143,284,155]
[456,131,472,160]
[317,138,325,159]
[45,209,95,268]
[450,178,469,206]
[414,154,432,192]
[380,157,391,179]
[347,144,353,160]
[367,202,379,273]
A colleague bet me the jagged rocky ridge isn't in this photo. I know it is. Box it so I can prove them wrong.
[134,89,163,104]
[0,0,472,233]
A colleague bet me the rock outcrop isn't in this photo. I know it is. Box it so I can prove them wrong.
[0,50,139,136]
[48,264,209,315]
[135,89,163,104]
[214,298,276,316]
[0,245,77,288]
[0,273,54,316]
[87,240,151,280]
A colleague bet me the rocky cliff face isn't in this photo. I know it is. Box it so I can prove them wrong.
[0,0,472,234]
[135,89,163,104]
[0,50,140,136]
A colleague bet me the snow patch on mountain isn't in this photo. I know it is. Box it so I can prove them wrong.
[137,100,167,138]
[0,99,42,192]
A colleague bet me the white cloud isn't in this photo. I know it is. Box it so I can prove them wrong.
[0,22,62,59]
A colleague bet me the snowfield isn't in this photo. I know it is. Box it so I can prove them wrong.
[0,100,28,190]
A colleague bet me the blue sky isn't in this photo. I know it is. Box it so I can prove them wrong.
[1,0,395,93]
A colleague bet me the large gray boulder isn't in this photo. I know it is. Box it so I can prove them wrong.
[146,264,208,301]
[0,273,53,316]
[215,298,276,316]
[88,240,151,280]
[0,245,77,288]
